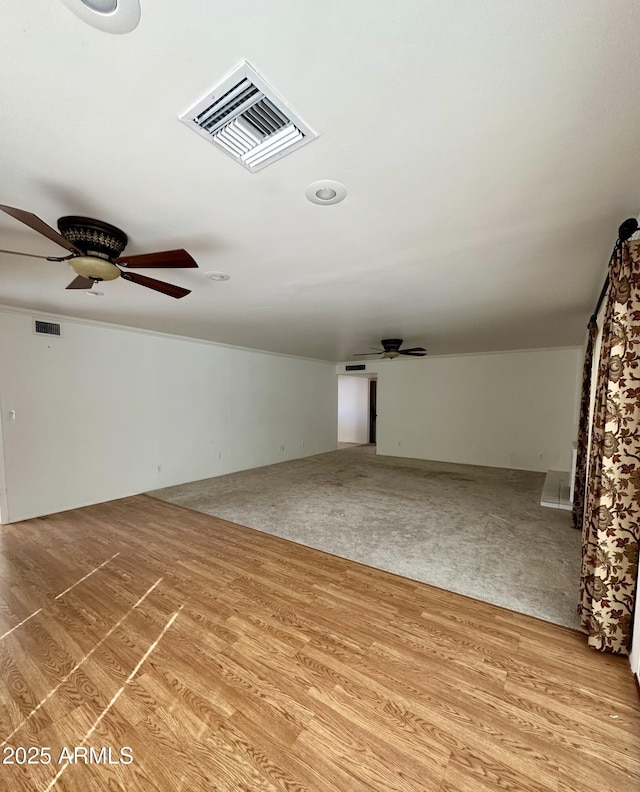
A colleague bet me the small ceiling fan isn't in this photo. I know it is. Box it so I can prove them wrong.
[353,338,427,359]
[0,204,198,298]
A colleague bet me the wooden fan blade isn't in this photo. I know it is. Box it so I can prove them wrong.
[114,249,198,269]
[0,204,82,255]
[66,276,95,290]
[399,347,427,354]
[120,270,190,298]
[399,350,428,356]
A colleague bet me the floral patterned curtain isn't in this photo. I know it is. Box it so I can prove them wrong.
[572,317,598,531]
[578,239,640,655]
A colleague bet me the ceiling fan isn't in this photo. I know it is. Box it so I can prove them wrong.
[0,204,198,298]
[353,338,427,359]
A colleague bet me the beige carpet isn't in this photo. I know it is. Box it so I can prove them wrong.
[149,445,581,628]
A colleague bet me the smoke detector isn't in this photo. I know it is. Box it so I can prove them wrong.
[179,61,317,172]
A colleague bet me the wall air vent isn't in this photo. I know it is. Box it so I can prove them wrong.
[179,61,317,172]
[346,364,366,371]
[34,320,61,336]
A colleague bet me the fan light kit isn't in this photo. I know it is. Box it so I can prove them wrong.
[206,271,230,281]
[0,204,199,299]
[305,180,347,205]
[59,0,141,33]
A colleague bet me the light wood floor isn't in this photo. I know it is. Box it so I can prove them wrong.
[0,496,638,792]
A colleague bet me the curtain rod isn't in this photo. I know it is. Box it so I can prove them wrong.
[589,218,638,325]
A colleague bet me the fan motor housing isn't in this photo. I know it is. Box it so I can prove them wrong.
[381,338,403,352]
[57,216,128,260]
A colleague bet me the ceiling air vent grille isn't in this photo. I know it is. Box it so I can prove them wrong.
[180,62,317,172]
[34,320,61,336]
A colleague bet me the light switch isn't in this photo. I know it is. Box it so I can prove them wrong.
[8,410,16,421]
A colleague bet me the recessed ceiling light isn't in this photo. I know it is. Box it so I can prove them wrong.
[59,0,141,33]
[205,271,231,281]
[316,187,337,201]
[85,290,104,296]
[83,0,117,11]
[305,180,347,205]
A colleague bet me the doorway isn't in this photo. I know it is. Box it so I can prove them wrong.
[337,374,376,447]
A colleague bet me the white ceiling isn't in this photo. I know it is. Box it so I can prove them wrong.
[1,1,639,361]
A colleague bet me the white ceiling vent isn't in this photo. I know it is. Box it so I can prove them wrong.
[179,62,317,172]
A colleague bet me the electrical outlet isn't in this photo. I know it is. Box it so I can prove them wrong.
[279,444,285,451]
[301,441,305,448]
[156,465,162,472]
[217,452,222,460]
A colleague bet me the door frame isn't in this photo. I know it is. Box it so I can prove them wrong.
[368,378,377,444]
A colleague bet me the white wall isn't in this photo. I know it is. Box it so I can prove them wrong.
[337,375,369,443]
[0,307,338,523]
[338,346,582,472]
